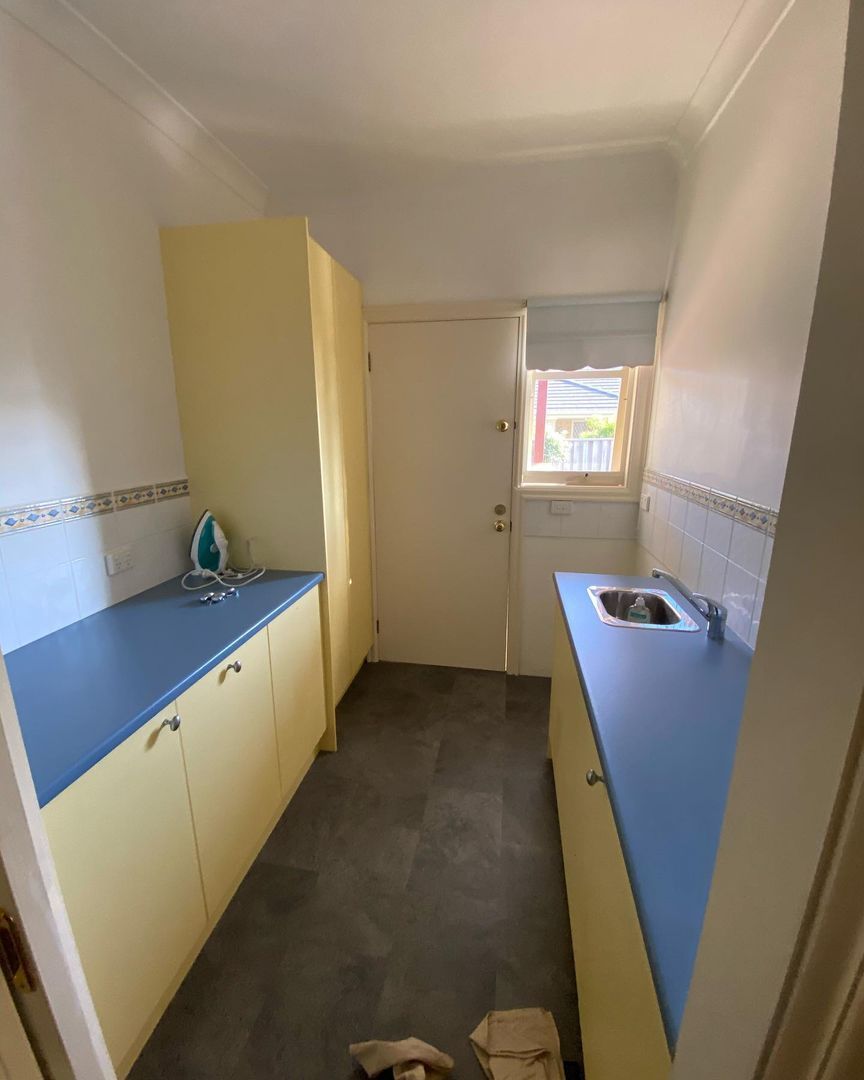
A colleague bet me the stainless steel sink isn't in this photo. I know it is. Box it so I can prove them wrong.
[587,585,700,632]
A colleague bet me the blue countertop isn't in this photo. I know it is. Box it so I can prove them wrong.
[554,572,751,1049]
[6,570,323,808]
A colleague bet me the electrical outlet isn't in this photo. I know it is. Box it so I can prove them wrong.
[549,501,573,516]
[105,545,134,576]
[640,493,652,512]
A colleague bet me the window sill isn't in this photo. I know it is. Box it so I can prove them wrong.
[517,483,640,502]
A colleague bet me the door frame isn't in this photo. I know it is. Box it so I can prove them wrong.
[758,689,864,1080]
[0,654,114,1079]
[363,301,527,673]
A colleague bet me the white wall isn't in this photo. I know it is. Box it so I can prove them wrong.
[518,499,638,676]
[319,149,677,674]
[673,0,861,1069]
[300,143,677,676]
[515,0,848,675]
[646,0,848,510]
[273,151,678,305]
[0,9,265,651]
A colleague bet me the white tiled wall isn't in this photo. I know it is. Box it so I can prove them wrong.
[518,497,640,676]
[637,481,774,649]
[0,497,193,653]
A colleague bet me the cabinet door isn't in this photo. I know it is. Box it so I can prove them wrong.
[43,707,206,1068]
[331,258,374,679]
[551,613,670,1080]
[549,607,583,855]
[178,630,281,914]
[308,240,351,705]
[309,240,373,705]
[268,587,326,794]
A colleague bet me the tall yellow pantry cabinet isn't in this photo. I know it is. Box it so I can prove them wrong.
[160,218,374,744]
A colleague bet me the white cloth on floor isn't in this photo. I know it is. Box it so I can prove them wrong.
[349,1036,454,1080]
[469,1008,565,1080]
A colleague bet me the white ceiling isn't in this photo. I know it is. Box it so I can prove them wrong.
[67,0,784,199]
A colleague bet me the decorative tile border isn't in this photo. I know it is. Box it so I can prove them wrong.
[155,479,190,501]
[1,501,64,533]
[61,493,114,522]
[708,489,737,520]
[689,482,711,509]
[642,467,778,536]
[0,479,190,536]
[114,484,156,511]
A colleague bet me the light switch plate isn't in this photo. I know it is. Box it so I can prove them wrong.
[550,501,573,516]
[640,493,652,512]
[105,545,134,576]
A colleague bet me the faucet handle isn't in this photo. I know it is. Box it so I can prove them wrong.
[652,569,727,640]
[693,593,728,640]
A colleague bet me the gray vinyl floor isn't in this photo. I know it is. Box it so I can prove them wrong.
[129,662,581,1079]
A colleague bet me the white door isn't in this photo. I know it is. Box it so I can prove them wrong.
[369,317,520,670]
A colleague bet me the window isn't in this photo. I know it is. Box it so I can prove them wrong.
[521,367,637,486]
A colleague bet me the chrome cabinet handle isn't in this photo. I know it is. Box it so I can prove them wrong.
[586,768,605,786]
[161,715,181,732]
[226,660,242,674]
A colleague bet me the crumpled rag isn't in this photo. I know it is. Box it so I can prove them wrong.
[469,1008,565,1080]
[349,1036,455,1080]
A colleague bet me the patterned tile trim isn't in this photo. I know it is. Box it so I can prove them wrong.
[61,493,113,521]
[708,489,737,520]
[155,479,190,501]
[0,501,63,533]
[0,479,189,536]
[114,484,156,511]
[642,468,778,536]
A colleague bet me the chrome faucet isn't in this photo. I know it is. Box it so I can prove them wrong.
[651,568,727,641]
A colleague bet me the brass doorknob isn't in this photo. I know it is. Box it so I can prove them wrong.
[494,520,507,532]
[495,419,510,432]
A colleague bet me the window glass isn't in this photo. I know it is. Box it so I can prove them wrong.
[528,373,623,472]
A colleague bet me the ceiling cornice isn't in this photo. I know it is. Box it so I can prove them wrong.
[673,0,799,162]
[0,0,269,212]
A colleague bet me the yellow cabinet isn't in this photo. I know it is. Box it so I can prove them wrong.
[160,217,374,729]
[178,630,281,914]
[308,241,375,703]
[43,706,207,1071]
[267,585,327,795]
[550,606,670,1080]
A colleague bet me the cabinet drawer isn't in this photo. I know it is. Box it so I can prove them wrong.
[178,630,281,913]
[43,707,206,1068]
[267,586,326,793]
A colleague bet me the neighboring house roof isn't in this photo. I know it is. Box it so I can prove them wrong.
[545,377,620,419]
